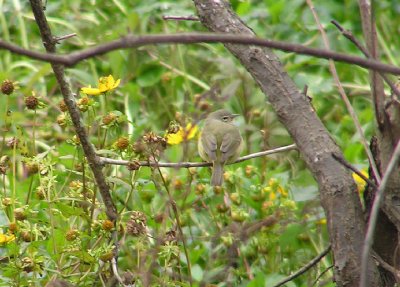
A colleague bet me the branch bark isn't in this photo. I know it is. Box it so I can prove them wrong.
[99,144,297,168]
[29,0,117,221]
[2,33,400,75]
[192,0,380,285]
[358,1,400,286]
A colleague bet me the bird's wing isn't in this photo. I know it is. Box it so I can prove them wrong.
[220,130,242,162]
[201,132,218,161]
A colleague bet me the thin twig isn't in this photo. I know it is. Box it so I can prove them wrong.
[152,154,192,286]
[312,265,334,286]
[307,0,381,185]
[331,153,377,189]
[331,20,400,98]
[1,33,400,74]
[98,144,297,168]
[111,258,126,286]
[272,245,332,287]
[162,15,199,21]
[54,33,77,43]
[371,251,400,281]
[360,139,400,287]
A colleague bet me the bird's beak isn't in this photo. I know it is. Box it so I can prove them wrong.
[232,114,240,118]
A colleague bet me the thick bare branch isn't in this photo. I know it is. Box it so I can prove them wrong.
[358,0,386,127]
[2,33,400,75]
[29,0,117,221]
[361,139,400,287]
[192,0,380,285]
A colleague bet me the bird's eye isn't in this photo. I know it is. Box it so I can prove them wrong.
[222,116,229,122]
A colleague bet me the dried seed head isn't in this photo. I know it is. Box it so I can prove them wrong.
[77,97,90,112]
[102,220,114,231]
[35,187,45,199]
[127,160,140,171]
[57,114,67,127]
[126,211,147,236]
[6,137,19,149]
[25,95,39,110]
[21,257,34,273]
[9,222,18,234]
[69,180,83,191]
[245,165,254,178]
[59,100,68,112]
[216,203,229,213]
[195,183,205,195]
[173,179,183,190]
[102,112,117,125]
[1,79,15,95]
[14,207,27,221]
[142,132,167,153]
[132,139,146,155]
[65,229,79,241]
[0,166,6,174]
[163,229,177,245]
[25,162,39,176]
[2,197,12,206]
[21,231,34,242]
[114,136,130,151]
[199,100,210,111]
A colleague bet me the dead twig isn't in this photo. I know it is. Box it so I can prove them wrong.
[272,245,332,287]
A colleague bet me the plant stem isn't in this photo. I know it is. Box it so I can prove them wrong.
[152,153,192,285]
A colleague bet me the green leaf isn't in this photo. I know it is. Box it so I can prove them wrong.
[55,202,85,217]
[68,250,96,264]
[137,65,164,87]
[247,271,266,287]
[47,229,66,261]
[279,223,303,249]
[191,264,203,282]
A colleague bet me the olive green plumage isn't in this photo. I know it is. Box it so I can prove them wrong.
[198,109,244,186]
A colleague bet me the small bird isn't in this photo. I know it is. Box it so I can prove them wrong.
[198,109,244,186]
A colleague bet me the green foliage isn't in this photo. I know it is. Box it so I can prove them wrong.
[0,0,391,286]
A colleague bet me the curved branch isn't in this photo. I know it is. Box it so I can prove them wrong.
[98,144,297,168]
[272,245,332,287]
[2,33,400,74]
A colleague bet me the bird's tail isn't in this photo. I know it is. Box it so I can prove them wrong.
[211,161,224,186]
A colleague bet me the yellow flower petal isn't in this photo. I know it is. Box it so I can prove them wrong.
[82,75,120,96]
[0,233,15,244]
[98,75,120,92]
[113,78,121,89]
[81,86,102,96]
[185,124,198,140]
[166,123,199,145]
[352,169,368,193]
[166,130,184,145]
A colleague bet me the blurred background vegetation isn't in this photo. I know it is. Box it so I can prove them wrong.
[1,0,397,286]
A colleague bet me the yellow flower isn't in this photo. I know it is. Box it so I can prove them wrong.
[269,191,276,201]
[352,169,368,193]
[277,185,288,197]
[0,233,15,244]
[81,75,121,96]
[166,123,198,145]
